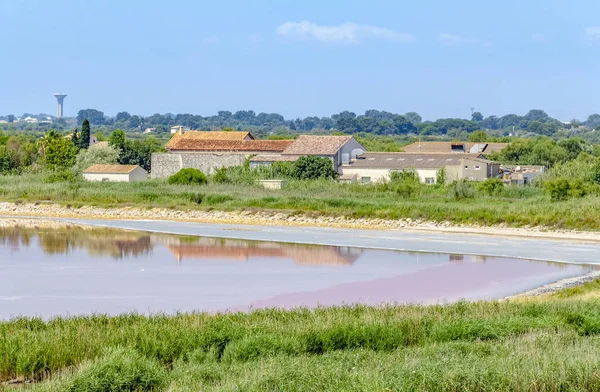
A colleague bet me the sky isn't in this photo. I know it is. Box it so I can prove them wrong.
[2,0,600,121]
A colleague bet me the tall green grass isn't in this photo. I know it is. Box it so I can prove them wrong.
[2,298,600,390]
[0,173,599,229]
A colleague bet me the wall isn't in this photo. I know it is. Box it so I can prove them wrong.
[83,173,130,182]
[337,139,367,170]
[340,167,391,183]
[341,167,442,184]
[130,167,149,182]
[151,153,249,179]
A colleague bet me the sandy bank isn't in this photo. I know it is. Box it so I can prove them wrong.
[1,202,599,242]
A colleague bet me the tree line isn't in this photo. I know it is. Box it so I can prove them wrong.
[3,108,600,142]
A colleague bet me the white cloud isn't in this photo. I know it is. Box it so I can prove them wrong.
[438,33,492,48]
[586,26,600,39]
[201,36,220,45]
[276,21,414,44]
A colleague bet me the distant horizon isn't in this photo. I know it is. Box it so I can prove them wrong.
[3,104,592,124]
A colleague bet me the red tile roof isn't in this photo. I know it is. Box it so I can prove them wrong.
[165,131,254,149]
[282,135,352,155]
[168,139,294,152]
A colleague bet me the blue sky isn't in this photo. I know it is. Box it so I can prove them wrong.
[2,0,600,121]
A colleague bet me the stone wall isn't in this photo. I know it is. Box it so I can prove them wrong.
[151,153,249,179]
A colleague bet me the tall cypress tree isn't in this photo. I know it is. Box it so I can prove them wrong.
[80,119,91,149]
[71,128,80,148]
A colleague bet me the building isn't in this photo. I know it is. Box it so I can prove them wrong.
[250,135,366,173]
[83,164,148,182]
[165,130,255,150]
[65,133,99,146]
[341,152,500,184]
[401,142,508,154]
[501,165,545,185]
[170,125,191,134]
[152,131,292,178]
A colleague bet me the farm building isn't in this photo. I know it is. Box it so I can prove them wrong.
[249,135,366,173]
[340,153,500,184]
[83,164,148,183]
[152,131,292,178]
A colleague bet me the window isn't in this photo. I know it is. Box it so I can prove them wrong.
[425,177,435,184]
[361,177,371,184]
[475,165,481,170]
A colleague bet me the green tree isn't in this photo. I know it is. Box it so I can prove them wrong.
[108,130,126,149]
[77,109,105,125]
[292,156,338,180]
[80,119,91,149]
[72,144,120,174]
[404,112,422,125]
[527,121,543,134]
[44,138,78,171]
[469,130,489,143]
[471,112,484,122]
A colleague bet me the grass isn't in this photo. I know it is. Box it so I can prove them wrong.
[2,283,600,391]
[1,173,600,230]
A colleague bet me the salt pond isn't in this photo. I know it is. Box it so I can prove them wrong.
[0,225,594,319]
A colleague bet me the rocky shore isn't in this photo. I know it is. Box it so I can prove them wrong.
[1,201,599,242]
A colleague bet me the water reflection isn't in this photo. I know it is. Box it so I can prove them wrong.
[0,227,362,266]
[0,224,594,318]
[1,227,153,260]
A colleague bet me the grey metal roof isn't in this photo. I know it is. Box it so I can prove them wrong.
[345,153,492,169]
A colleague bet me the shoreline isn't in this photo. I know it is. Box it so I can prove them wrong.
[1,202,600,242]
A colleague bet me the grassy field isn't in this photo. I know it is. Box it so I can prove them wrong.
[1,173,599,230]
[1,281,600,391]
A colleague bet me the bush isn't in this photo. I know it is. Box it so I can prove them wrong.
[43,170,77,183]
[593,162,600,185]
[477,178,505,196]
[389,170,422,199]
[168,168,207,185]
[292,156,338,180]
[544,178,586,201]
[67,347,168,392]
[545,178,571,201]
[212,167,230,184]
[449,180,474,200]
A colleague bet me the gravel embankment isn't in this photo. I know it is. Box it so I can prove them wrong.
[507,270,600,299]
[1,201,599,242]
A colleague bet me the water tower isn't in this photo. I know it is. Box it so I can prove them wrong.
[53,93,67,118]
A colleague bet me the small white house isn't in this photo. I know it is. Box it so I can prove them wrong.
[83,164,148,183]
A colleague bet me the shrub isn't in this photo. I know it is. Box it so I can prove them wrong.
[168,168,207,185]
[449,180,474,200]
[593,162,600,185]
[43,170,77,183]
[389,170,422,199]
[67,347,168,392]
[477,178,505,196]
[292,156,338,180]
[545,178,571,201]
[212,167,230,184]
[389,170,418,183]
